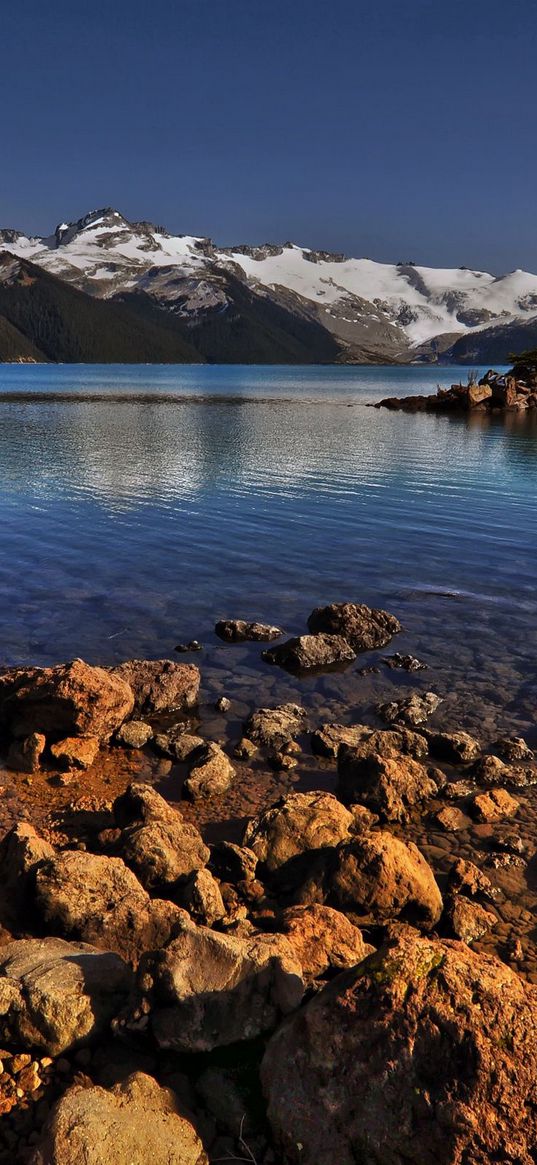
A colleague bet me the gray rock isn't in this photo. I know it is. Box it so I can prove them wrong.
[129,922,304,1052]
[244,703,307,751]
[116,721,153,749]
[215,619,282,642]
[30,1072,207,1165]
[0,937,131,1055]
[184,743,235,800]
[262,633,355,672]
[307,601,402,651]
[377,691,443,727]
[110,659,199,714]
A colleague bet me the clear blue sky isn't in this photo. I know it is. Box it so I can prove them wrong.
[2,0,537,271]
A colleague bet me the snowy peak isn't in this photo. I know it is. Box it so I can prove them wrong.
[3,207,537,357]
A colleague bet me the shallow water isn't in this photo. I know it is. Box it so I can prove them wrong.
[0,361,535,741]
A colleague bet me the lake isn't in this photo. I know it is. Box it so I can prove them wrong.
[0,362,535,742]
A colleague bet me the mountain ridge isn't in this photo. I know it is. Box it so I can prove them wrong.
[2,207,537,364]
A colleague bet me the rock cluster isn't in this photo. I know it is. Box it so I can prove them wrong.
[376,366,537,414]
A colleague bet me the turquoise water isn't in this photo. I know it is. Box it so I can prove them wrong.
[0,362,534,737]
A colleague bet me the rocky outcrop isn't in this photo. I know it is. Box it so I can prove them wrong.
[128,921,304,1052]
[0,937,131,1055]
[261,931,537,1165]
[113,784,209,891]
[30,1072,207,1165]
[307,601,402,651]
[34,850,184,963]
[336,747,439,821]
[262,633,356,672]
[376,370,537,414]
[110,659,200,714]
[243,791,358,875]
[0,659,134,741]
[215,619,282,642]
[244,703,307,751]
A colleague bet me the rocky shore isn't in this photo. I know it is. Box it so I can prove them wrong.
[0,602,536,1163]
[375,354,537,413]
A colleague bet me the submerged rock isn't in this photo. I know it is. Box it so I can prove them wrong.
[261,931,537,1165]
[307,601,402,651]
[0,937,131,1055]
[215,618,282,642]
[383,652,428,671]
[30,1072,207,1165]
[377,690,442,727]
[262,633,355,672]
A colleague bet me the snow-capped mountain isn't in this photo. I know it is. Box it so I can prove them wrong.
[2,206,537,363]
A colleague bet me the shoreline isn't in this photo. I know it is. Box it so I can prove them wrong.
[0,601,536,1161]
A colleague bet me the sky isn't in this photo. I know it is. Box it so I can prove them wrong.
[2,0,537,272]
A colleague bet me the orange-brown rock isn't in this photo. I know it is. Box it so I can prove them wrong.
[262,931,537,1165]
[50,735,100,770]
[337,747,438,821]
[471,787,519,822]
[6,732,46,773]
[110,659,199,714]
[307,601,402,651]
[278,904,374,979]
[0,659,134,741]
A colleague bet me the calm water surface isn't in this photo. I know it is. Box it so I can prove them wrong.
[0,363,535,739]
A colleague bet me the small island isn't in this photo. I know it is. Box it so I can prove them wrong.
[375,349,537,413]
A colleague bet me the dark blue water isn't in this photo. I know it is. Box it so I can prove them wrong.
[0,362,535,737]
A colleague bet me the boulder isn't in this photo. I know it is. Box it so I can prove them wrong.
[468,382,493,406]
[0,823,55,921]
[307,601,402,651]
[34,850,184,964]
[129,922,304,1052]
[30,1072,207,1165]
[50,735,100,770]
[244,703,307,751]
[427,730,480,763]
[262,633,355,672]
[210,841,258,884]
[493,736,533,762]
[447,857,500,903]
[433,806,469,832]
[261,931,537,1165]
[110,659,199,714]
[377,690,442,727]
[0,659,134,741]
[444,895,496,943]
[113,784,209,891]
[116,720,153,748]
[337,747,438,821]
[279,904,374,980]
[471,787,519,822]
[0,936,131,1055]
[322,832,443,929]
[6,732,46,773]
[243,791,358,875]
[183,743,235,800]
[180,869,226,925]
[215,619,282,642]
